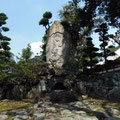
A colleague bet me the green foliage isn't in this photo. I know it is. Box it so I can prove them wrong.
[39,11,52,31]
[39,12,52,62]
[0,13,12,62]
[82,37,100,73]
[65,59,80,72]
[43,12,52,19]
[0,57,48,92]
[95,23,109,64]
[81,0,120,27]
[61,20,71,32]
[41,34,47,61]
[59,0,97,62]
[17,44,33,62]
[39,18,49,29]
[2,27,9,32]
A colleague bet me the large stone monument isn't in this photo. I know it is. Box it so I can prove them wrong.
[46,21,71,68]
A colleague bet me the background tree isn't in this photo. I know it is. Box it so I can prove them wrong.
[95,23,109,65]
[59,0,98,61]
[82,37,100,73]
[109,30,120,45]
[81,0,120,27]
[17,44,33,62]
[40,34,47,61]
[39,12,52,62]
[0,13,11,63]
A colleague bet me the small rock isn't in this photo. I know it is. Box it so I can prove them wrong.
[105,117,120,120]
[61,109,72,115]
[41,102,52,108]
[112,109,120,116]
[12,115,28,120]
[60,117,74,120]
[34,103,39,109]
[35,118,44,120]
[74,111,86,114]
[0,115,8,120]
[16,110,27,115]
[46,107,56,112]
[34,112,45,118]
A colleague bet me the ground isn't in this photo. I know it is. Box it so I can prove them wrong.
[0,97,120,120]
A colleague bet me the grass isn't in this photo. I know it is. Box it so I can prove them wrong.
[83,97,120,118]
[85,97,120,110]
[0,99,34,120]
[0,99,33,114]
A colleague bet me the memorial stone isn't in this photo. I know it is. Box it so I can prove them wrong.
[46,21,71,68]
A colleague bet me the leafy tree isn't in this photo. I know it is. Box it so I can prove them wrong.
[80,0,120,27]
[82,37,100,73]
[103,0,120,27]
[0,13,11,63]
[59,0,96,60]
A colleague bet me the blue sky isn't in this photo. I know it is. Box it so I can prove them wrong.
[0,0,117,57]
[0,0,69,56]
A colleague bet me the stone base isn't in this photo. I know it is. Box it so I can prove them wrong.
[49,90,78,103]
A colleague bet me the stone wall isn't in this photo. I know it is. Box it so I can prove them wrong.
[76,71,120,101]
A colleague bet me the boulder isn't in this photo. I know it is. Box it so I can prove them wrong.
[108,87,120,101]
[49,90,78,103]
[0,115,8,120]
[26,80,46,99]
[6,85,24,100]
[76,82,87,95]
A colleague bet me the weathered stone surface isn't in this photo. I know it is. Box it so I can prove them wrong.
[46,21,71,68]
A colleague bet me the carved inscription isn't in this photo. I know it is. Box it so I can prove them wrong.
[46,21,70,68]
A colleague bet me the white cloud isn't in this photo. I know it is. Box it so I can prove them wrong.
[30,41,43,56]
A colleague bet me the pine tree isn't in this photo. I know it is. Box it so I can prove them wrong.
[82,37,100,73]
[39,12,52,32]
[95,23,109,65]
[0,13,11,63]
[40,34,47,61]
[39,12,52,62]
